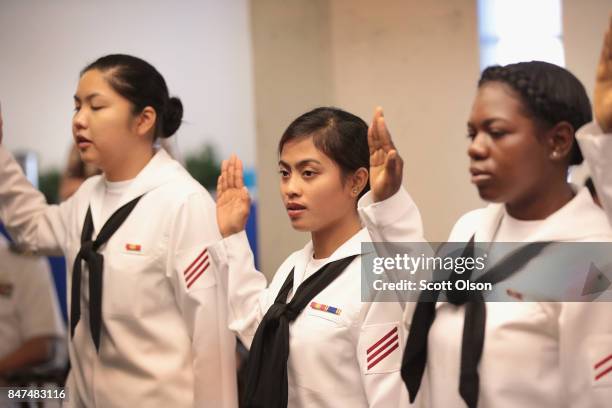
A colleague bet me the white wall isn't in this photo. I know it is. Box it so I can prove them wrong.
[0,0,256,170]
[328,0,482,244]
[562,0,609,185]
[563,0,610,97]
[250,0,334,277]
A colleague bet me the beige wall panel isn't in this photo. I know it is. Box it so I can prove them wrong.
[328,0,483,242]
[251,0,334,278]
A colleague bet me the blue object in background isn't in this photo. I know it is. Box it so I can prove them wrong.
[1,223,9,239]
[245,202,259,269]
[48,256,68,323]
[243,167,259,269]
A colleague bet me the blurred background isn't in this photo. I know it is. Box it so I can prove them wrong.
[0,0,609,319]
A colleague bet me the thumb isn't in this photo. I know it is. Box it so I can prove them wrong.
[216,175,224,197]
[243,186,252,205]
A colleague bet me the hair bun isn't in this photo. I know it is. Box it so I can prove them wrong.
[162,97,183,138]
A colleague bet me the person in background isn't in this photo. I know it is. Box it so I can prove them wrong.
[0,103,66,392]
[59,145,102,201]
[0,234,66,386]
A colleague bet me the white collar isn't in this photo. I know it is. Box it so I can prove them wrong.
[436,187,612,310]
[474,186,612,243]
[291,228,370,294]
[89,149,183,230]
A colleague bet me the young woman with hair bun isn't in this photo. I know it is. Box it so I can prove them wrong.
[0,54,237,407]
[213,106,424,407]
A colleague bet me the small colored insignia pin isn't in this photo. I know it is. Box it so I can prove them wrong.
[125,243,142,252]
[310,301,342,315]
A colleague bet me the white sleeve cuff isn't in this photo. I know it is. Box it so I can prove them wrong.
[576,121,605,139]
[222,230,251,255]
[358,187,416,227]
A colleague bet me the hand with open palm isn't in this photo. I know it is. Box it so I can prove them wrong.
[216,154,251,238]
[368,107,404,202]
[595,15,612,133]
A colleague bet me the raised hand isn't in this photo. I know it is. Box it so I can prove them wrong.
[594,15,612,133]
[368,107,404,202]
[216,154,251,238]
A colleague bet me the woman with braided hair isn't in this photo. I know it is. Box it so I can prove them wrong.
[363,54,612,405]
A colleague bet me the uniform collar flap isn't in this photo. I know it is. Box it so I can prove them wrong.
[479,187,612,243]
[291,228,369,293]
[88,149,182,230]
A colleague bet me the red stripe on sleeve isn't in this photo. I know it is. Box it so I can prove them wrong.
[187,262,210,289]
[183,248,208,276]
[367,326,398,354]
[367,343,399,370]
[594,354,612,370]
[595,365,612,381]
[186,255,209,281]
[367,334,399,363]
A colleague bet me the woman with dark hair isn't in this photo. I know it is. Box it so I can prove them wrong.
[213,107,424,407]
[397,59,612,407]
[0,54,237,407]
[578,16,612,225]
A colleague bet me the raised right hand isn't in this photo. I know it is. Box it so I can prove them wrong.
[594,15,612,133]
[216,154,251,238]
[368,107,404,202]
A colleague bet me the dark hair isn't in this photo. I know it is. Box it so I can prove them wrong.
[278,107,370,198]
[479,61,591,165]
[81,54,183,139]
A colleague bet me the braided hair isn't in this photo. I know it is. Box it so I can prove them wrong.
[479,61,591,165]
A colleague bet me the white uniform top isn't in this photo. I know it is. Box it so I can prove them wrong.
[0,146,237,408]
[392,187,612,408]
[0,235,64,360]
[577,121,612,226]
[211,188,425,408]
